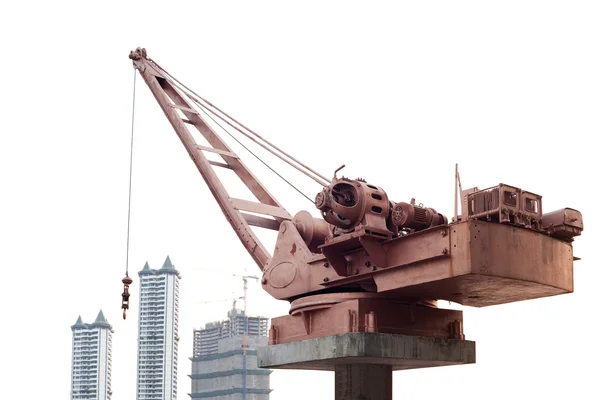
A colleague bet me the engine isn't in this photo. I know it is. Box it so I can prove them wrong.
[314,175,447,241]
[390,200,448,231]
[315,177,392,237]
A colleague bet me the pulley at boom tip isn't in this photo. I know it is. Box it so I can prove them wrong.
[129,47,147,61]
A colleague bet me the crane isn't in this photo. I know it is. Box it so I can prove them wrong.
[127,46,584,351]
[232,274,259,400]
[193,292,242,309]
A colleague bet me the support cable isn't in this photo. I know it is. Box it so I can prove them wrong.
[149,59,330,187]
[195,102,315,204]
[190,92,330,188]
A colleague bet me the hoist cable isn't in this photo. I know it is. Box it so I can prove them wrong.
[125,69,137,276]
[194,102,315,204]
[149,59,330,187]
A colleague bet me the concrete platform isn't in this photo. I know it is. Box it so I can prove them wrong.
[257,332,476,371]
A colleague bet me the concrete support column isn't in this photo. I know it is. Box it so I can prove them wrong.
[335,364,392,400]
[258,333,476,399]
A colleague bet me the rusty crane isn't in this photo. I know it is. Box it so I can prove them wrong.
[127,47,584,398]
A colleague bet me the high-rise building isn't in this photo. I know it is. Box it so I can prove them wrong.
[136,256,181,400]
[70,310,113,400]
[190,306,271,399]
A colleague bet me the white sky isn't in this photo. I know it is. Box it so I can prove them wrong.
[1,1,599,399]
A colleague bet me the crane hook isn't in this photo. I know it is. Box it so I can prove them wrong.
[121,274,133,320]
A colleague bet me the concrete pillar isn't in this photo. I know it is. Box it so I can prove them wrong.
[258,332,476,399]
[335,364,392,400]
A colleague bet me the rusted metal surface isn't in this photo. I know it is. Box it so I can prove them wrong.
[268,293,462,345]
[292,210,330,253]
[372,220,576,307]
[391,200,447,231]
[542,207,584,240]
[262,217,576,308]
[315,176,393,239]
[462,183,548,232]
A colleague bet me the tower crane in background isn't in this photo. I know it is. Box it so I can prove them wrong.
[232,273,259,400]
[193,292,242,310]
[127,47,585,393]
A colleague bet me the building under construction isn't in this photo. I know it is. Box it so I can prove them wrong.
[189,306,271,399]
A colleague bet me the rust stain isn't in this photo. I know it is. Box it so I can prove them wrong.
[290,243,297,256]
